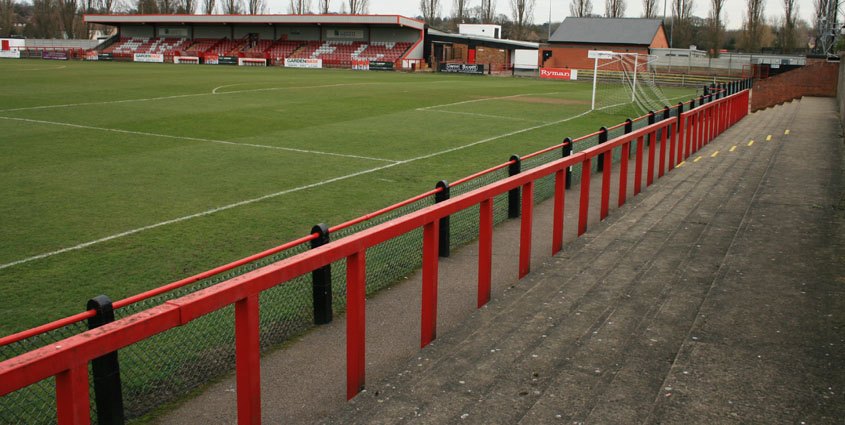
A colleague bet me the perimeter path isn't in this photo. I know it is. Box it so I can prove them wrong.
[157,97,844,424]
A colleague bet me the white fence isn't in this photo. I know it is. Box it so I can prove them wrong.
[650,48,806,74]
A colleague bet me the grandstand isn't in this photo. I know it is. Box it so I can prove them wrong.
[84,14,424,69]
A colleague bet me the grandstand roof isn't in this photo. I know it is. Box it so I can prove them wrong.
[83,14,425,31]
[427,28,538,50]
[549,17,663,46]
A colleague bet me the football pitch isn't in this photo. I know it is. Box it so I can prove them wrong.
[0,60,696,337]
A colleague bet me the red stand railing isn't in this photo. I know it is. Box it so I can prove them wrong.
[0,89,750,425]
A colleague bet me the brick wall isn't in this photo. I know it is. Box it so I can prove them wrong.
[838,55,845,126]
[751,58,839,111]
[475,46,508,66]
[539,44,650,71]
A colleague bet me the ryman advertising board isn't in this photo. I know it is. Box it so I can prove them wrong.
[539,68,578,80]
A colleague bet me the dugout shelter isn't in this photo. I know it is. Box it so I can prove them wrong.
[83,14,425,69]
[540,17,668,70]
[425,28,539,73]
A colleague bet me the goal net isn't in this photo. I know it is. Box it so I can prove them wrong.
[590,52,670,116]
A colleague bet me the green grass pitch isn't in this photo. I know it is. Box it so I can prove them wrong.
[0,60,695,337]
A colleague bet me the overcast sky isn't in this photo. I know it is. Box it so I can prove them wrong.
[263,0,820,31]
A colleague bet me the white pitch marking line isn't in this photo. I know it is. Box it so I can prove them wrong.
[0,82,381,113]
[421,109,548,123]
[212,83,248,94]
[0,162,401,272]
[0,116,398,163]
[416,92,561,111]
[0,103,623,270]
[4,64,67,72]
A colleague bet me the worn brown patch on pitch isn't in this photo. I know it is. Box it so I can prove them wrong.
[507,97,590,105]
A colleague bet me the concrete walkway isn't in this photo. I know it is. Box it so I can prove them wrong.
[156,97,844,424]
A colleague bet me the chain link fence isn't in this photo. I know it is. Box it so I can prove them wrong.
[1,92,716,424]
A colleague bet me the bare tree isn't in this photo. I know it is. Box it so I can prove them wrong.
[32,0,58,37]
[176,0,195,12]
[222,0,242,14]
[317,0,329,13]
[102,0,114,13]
[604,0,625,17]
[672,0,695,48]
[420,0,440,24]
[569,0,592,17]
[780,0,797,52]
[202,0,214,13]
[510,0,534,39]
[708,0,725,54]
[480,0,495,23]
[137,0,159,13]
[453,0,468,24]
[0,0,15,36]
[247,0,263,13]
[157,0,174,13]
[742,0,765,51]
[58,0,76,37]
[642,0,657,18]
[288,0,308,13]
[82,0,99,13]
[347,0,367,14]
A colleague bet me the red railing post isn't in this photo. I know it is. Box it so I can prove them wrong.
[600,148,611,220]
[658,123,667,178]
[578,158,591,236]
[519,181,534,279]
[647,130,656,187]
[669,121,677,170]
[235,295,261,425]
[421,220,439,346]
[684,114,693,159]
[552,170,565,254]
[634,136,644,195]
[707,104,719,144]
[346,251,366,400]
[478,199,493,307]
[697,111,704,151]
[56,365,90,425]
[618,141,630,207]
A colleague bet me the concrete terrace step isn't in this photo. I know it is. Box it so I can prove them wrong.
[154,98,844,425]
[321,98,843,424]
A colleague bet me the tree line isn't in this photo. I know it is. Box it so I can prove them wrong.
[0,0,370,38]
[0,0,828,54]
[416,0,825,54]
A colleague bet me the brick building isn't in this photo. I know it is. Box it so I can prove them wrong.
[540,17,668,70]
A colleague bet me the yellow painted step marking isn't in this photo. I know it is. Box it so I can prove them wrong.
[766,135,772,141]
[730,145,737,152]
[677,161,686,167]
[711,151,719,157]
[785,129,790,135]
[748,140,755,146]
[694,156,702,162]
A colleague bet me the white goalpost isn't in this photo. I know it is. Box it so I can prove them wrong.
[589,51,669,115]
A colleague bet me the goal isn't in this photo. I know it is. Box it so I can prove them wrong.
[588,51,670,115]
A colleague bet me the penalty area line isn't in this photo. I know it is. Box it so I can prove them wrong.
[0,105,617,270]
[0,116,398,163]
[0,82,382,113]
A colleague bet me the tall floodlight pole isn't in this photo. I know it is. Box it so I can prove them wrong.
[549,1,552,40]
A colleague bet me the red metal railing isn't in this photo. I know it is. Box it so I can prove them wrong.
[0,89,736,349]
[0,88,750,424]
